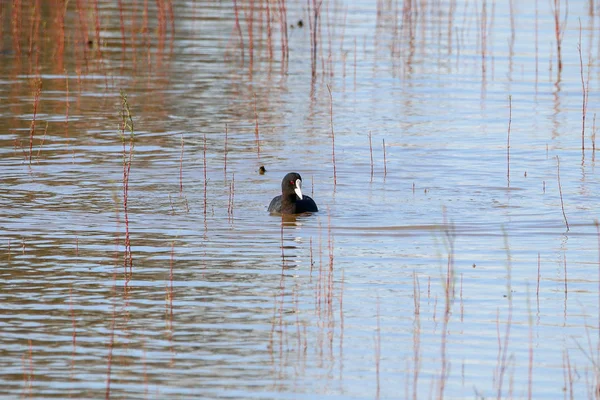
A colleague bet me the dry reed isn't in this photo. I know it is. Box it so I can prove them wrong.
[119,90,135,281]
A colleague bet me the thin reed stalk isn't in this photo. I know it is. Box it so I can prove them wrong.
[460,273,464,322]
[595,220,600,354]
[35,121,48,161]
[480,0,488,76]
[266,0,273,61]
[578,19,589,153]
[254,94,260,158]
[203,132,207,216]
[228,173,235,219]
[233,0,244,64]
[536,252,541,306]
[563,252,568,295]
[556,156,569,231]
[326,84,337,187]
[245,0,255,70]
[564,350,574,400]
[368,131,374,180]
[119,90,135,281]
[592,114,597,154]
[507,95,512,187]
[527,286,533,400]
[169,241,174,321]
[535,0,539,87]
[69,286,76,348]
[28,79,42,165]
[375,295,381,400]
[438,210,456,399]
[105,304,116,400]
[224,124,228,179]
[412,272,421,400]
[496,228,513,400]
[179,133,184,195]
[308,0,323,78]
[382,139,387,177]
[118,0,126,61]
[278,0,289,67]
[551,0,567,76]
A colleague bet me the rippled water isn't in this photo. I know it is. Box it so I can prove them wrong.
[2,0,600,398]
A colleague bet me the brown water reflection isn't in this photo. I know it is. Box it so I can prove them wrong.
[2,0,600,399]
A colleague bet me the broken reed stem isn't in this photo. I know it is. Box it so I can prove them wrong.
[578,19,589,153]
[507,95,512,187]
[368,131,374,180]
[326,84,337,187]
[119,90,135,281]
[28,78,43,165]
[556,156,569,231]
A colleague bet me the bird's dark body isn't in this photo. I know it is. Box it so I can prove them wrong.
[268,172,319,214]
[267,194,318,214]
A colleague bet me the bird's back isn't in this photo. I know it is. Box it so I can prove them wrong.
[267,195,283,213]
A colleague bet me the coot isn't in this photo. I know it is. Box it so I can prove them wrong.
[268,172,318,214]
